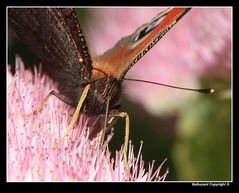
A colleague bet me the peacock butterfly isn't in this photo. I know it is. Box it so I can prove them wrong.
[9,7,195,170]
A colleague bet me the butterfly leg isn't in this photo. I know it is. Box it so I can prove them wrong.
[91,109,130,175]
[98,97,111,145]
[95,115,118,146]
[109,112,130,174]
[54,84,91,148]
[25,90,72,117]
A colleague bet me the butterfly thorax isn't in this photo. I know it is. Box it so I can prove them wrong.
[59,74,122,115]
[83,77,122,115]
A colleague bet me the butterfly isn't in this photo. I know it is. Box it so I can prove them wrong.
[8,7,192,171]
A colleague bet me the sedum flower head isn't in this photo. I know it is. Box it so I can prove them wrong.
[7,56,169,182]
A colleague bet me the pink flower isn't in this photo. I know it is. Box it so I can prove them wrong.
[7,56,169,182]
[84,8,231,114]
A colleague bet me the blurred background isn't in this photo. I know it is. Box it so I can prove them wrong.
[8,7,231,181]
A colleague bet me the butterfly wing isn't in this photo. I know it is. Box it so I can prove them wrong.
[93,8,191,80]
[8,8,93,83]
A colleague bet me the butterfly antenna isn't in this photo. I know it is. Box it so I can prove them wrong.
[123,78,214,94]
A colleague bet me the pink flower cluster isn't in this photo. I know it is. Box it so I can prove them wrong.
[7,56,168,182]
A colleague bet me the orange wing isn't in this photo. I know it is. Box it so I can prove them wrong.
[92,8,191,80]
